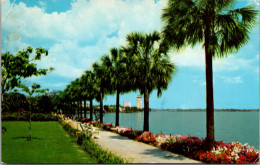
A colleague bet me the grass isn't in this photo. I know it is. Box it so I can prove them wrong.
[1,121,97,164]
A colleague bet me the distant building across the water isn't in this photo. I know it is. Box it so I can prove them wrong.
[123,101,131,108]
[137,95,142,109]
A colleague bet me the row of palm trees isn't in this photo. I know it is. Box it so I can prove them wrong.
[62,31,176,130]
[60,0,257,150]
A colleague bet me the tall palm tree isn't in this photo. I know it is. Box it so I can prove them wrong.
[161,0,258,150]
[92,62,111,123]
[79,76,88,118]
[81,70,98,121]
[125,31,176,131]
[70,79,82,117]
[101,47,129,126]
[64,84,76,115]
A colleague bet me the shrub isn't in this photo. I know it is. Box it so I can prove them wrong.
[77,133,86,145]
[2,112,58,121]
[59,118,129,163]
[81,139,128,163]
[62,123,78,137]
[136,131,156,144]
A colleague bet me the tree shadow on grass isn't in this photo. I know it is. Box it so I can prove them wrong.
[141,148,186,161]
[12,136,42,141]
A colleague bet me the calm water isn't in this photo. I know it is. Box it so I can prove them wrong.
[96,111,259,149]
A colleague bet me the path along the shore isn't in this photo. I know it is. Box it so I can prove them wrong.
[93,128,202,163]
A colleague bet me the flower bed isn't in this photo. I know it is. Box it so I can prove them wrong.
[95,121,259,164]
[57,115,259,164]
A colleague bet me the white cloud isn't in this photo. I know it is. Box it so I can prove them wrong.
[2,0,167,80]
[193,79,206,86]
[44,82,69,87]
[2,33,29,54]
[38,1,46,8]
[170,45,205,68]
[213,55,258,72]
[220,76,243,84]
[2,0,166,43]
[170,45,258,73]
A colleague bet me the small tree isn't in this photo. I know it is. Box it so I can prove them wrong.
[1,47,54,96]
[19,83,48,141]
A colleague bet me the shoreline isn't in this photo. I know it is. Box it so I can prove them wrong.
[151,109,259,112]
[80,109,259,114]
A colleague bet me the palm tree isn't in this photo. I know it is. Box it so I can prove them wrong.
[79,77,87,118]
[124,31,176,131]
[161,0,258,150]
[81,70,98,121]
[101,47,129,126]
[92,62,111,123]
[64,84,75,116]
[68,79,82,117]
[74,78,83,118]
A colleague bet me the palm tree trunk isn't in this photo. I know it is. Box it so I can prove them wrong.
[90,99,93,121]
[100,93,103,123]
[204,22,215,150]
[80,100,83,118]
[143,90,149,131]
[116,89,120,126]
[71,102,73,115]
[84,100,87,118]
[77,101,80,117]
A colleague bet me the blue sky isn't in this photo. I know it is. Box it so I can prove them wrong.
[2,0,259,109]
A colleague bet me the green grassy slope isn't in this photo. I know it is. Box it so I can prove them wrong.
[1,121,97,164]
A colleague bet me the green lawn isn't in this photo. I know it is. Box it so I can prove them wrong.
[1,121,97,164]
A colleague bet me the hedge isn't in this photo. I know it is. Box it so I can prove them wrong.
[2,112,58,121]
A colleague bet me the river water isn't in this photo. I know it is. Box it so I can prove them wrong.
[98,111,259,149]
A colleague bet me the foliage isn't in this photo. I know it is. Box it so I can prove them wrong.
[124,31,176,131]
[2,91,60,114]
[93,107,104,121]
[1,112,58,121]
[19,83,48,96]
[75,117,91,123]
[81,138,129,163]
[162,0,258,56]
[1,47,54,94]
[136,131,156,144]
[60,122,78,137]
[124,31,176,97]
[34,93,57,113]
[76,132,86,145]
[2,126,7,134]
[124,107,144,113]
[2,92,29,113]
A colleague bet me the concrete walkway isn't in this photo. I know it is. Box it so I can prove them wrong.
[94,128,202,163]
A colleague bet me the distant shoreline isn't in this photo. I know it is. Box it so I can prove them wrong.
[151,109,259,112]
